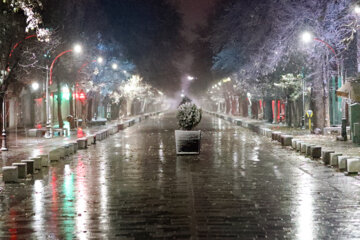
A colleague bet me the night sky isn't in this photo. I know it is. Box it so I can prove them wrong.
[174,0,219,41]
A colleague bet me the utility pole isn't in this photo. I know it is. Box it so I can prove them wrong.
[45,65,52,138]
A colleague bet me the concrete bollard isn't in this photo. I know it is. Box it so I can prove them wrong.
[89,135,96,144]
[12,163,27,179]
[69,144,75,154]
[77,138,87,149]
[265,129,272,138]
[291,139,298,149]
[300,143,308,154]
[259,128,265,136]
[272,132,280,141]
[329,153,342,167]
[296,141,303,152]
[65,144,74,155]
[281,135,293,147]
[49,149,61,161]
[96,132,102,141]
[72,142,78,152]
[63,145,70,156]
[21,160,34,175]
[102,130,107,139]
[346,158,360,174]
[118,123,126,130]
[306,144,315,157]
[30,157,42,170]
[2,166,18,183]
[234,119,242,126]
[338,156,350,170]
[57,147,66,158]
[86,137,92,146]
[112,126,118,134]
[310,146,322,159]
[322,150,335,165]
[38,154,49,167]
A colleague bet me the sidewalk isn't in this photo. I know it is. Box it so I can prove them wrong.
[205,110,360,159]
[0,112,163,169]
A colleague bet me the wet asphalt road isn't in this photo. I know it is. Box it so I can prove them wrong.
[1,112,360,239]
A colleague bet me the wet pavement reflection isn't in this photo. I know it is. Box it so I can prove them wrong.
[1,113,360,239]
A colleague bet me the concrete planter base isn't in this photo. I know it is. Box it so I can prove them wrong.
[175,130,201,155]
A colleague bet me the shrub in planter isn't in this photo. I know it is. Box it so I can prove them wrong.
[175,102,202,155]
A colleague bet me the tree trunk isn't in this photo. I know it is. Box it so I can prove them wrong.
[265,98,273,123]
[56,81,64,128]
[286,99,292,127]
[127,97,134,116]
[69,87,75,129]
[311,58,330,130]
[273,99,278,124]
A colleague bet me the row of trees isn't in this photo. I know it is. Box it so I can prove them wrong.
[1,0,184,128]
[192,0,359,128]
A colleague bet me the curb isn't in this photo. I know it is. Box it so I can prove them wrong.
[1,111,163,183]
[205,110,360,176]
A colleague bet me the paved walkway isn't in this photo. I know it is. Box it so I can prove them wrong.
[0,115,148,169]
[1,112,360,239]
[209,111,360,158]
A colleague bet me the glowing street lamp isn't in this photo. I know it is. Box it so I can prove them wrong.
[301,31,313,44]
[47,44,83,138]
[300,30,343,132]
[112,63,118,70]
[73,44,82,54]
[187,75,195,81]
[97,57,104,64]
[31,82,39,91]
[355,5,360,14]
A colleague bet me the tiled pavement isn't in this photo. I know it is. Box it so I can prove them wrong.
[1,113,360,239]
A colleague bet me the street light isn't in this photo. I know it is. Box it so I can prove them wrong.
[97,57,104,64]
[47,44,83,138]
[187,75,194,81]
[31,82,39,91]
[301,31,344,135]
[73,44,82,54]
[112,63,118,70]
[355,5,360,14]
[301,31,313,44]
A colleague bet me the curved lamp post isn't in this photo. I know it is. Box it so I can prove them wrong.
[46,44,82,138]
[301,31,344,136]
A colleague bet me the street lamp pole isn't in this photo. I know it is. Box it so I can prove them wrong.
[301,31,343,133]
[302,76,305,129]
[300,67,306,129]
[45,65,52,138]
[48,44,82,134]
[1,95,7,151]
